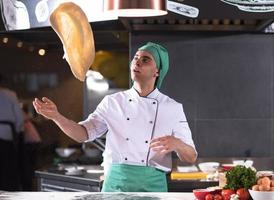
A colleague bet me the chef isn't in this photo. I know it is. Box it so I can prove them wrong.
[33,42,197,192]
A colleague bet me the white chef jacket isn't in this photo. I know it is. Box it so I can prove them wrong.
[79,87,196,173]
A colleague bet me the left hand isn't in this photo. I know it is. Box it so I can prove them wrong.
[150,135,181,155]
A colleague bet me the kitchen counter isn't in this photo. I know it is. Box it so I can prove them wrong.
[35,157,274,192]
[35,165,104,192]
[169,157,274,192]
[185,157,274,171]
[36,164,217,192]
[0,192,195,200]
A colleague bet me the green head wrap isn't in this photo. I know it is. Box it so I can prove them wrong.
[138,42,169,89]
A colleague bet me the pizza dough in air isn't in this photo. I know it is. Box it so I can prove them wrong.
[50,2,95,81]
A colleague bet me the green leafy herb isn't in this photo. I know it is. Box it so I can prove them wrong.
[224,165,257,190]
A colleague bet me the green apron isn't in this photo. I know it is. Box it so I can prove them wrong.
[101,164,167,192]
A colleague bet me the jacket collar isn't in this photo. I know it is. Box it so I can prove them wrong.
[127,87,160,99]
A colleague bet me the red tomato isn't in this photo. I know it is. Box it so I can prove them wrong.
[214,194,223,200]
[205,194,214,200]
[236,188,250,200]
[221,189,235,200]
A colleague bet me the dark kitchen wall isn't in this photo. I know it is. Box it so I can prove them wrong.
[131,33,274,157]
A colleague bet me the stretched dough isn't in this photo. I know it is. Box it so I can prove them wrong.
[50,2,95,81]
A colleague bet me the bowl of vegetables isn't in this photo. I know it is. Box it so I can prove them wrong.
[222,165,257,200]
[193,189,211,200]
[192,187,222,200]
[249,175,274,200]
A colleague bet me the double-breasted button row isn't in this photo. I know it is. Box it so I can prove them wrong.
[125,138,148,144]
[126,118,154,124]
[125,158,145,163]
[128,98,156,104]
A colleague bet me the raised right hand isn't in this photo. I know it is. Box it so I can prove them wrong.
[33,97,60,120]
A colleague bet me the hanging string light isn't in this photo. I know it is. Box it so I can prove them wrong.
[38,48,46,56]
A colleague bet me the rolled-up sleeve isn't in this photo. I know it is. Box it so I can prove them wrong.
[172,104,196,151]
[79,96,108,141]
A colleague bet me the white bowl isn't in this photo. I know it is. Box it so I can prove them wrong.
[233,160,245,165]
[249,189,274,200]
[257,170,274,178]
[198,162,220,173]
[233,159,254,167]
[55,148,77,158]
[177,165,198,173]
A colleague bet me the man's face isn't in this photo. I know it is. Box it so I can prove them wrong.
[130,50,159,84]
